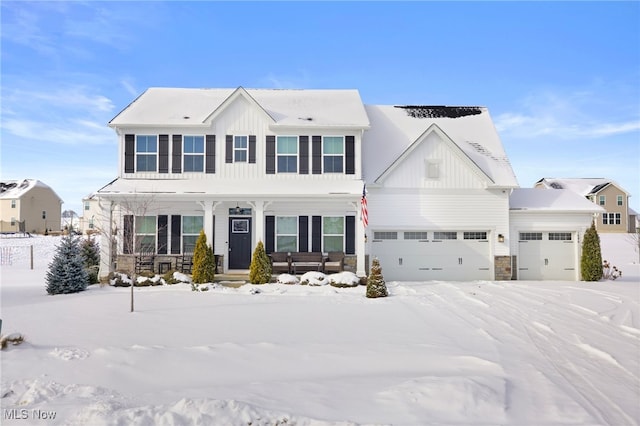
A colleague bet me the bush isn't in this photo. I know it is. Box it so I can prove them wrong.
[162,269,181,285]
[328,272,360,288]
[249,241,272,284]
[109,271,132,287]
[192,230,215,284]
[581,222,603,281]
[45,233,89,295]
[81,237,100,284]
[366,258,388,298]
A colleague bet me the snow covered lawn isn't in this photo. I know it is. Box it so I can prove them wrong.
[1,234,638,425]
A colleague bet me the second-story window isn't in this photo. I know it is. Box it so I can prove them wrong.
[277,136,298,173]
[234,136,248,162]
[598,195,606,206]
[323,136,344,173]
[184,136,204,172]
[617,195,624,206]
[136,135,157,172]
[11,200,16,208]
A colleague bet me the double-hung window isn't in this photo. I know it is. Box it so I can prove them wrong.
[182,216,203,253]
[135,216,156,253]
[323,136,344,173]
[234,136,248,162]
[184,136,204,172]
[598,195,606,206]
[136,135,157,172]
[323,216,344,252]
[277,136,298,173]
[276,216,297,252]
[11,200,16,208]
[617,195,624,206]
[602,213,621,225]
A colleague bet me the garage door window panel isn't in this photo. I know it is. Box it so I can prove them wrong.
[520,232,542,241]
[549,232,571,241]
[464,232,487,240]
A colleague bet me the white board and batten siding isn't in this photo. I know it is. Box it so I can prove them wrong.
[510,212,593,281]
[367,188,511,281]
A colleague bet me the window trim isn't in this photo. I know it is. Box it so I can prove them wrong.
[598,195,606,206]
[136,135,158,172]
[617,195,624,206]
[182,215,203,253]
[322,136,345,173]
[275,216,298,252]
[135,215,156,253]
[233,135,249,163]
[323,216,345,252]
[276,135,298,173]
[183,135,205,172]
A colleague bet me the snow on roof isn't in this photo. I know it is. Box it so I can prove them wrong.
[109,87,370,128]
[97,178,364,198]
[510,188,604,212]
[0,179,62,201]
[536,178,629,196]
[363,105,519,187]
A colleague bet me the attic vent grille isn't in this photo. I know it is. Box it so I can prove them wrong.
[395,105,482,119]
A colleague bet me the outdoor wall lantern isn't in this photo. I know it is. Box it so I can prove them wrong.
[498,234,505,243]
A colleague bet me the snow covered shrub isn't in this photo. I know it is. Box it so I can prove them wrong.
[249,240,272,284]
[366,258,388,298]
[109,271,132,287]
[581,222,603,281]
[602,260,622,280]
[0,333,25,350]
[45,233,89,295]
[300,271,328,286]
[192,230,215,284]
[328,271,360,288]
[276,274,299,285]
[162,269,180,285]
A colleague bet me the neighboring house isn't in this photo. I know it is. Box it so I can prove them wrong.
[535,178,633,233]
[510,189,604,280]
[78,194,102,235]
[0,179,63,234]
[93,87,608,281]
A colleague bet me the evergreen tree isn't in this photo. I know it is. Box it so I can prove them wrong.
[192,230,215,284]
[581,221,603,281]
[46,234,89,294]
[366,257,388,298]
[81,237,100,284]
[249,240,272,284]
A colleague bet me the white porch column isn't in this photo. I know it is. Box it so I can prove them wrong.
[201,201,215,245]
[249,200,265,247]
[98,200,114,279]
[356,201,366,277]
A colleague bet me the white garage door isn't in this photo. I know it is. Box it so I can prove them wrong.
[518,232,576,280]
[370,231,492,281]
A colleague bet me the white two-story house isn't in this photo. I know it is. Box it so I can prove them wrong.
[96,87,604,281]
[97,87,369,277]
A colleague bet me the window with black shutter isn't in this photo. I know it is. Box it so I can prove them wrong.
[124,135,135,173]
[172,135,182,173]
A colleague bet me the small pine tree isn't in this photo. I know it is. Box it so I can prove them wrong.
[81,237,100,284]
[366,257,388,298]
[192,230,215,284]
[249,241,272,284]
[46,234,89,294]
[581,221,603,281]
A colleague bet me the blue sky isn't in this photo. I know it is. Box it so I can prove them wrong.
[2,1,639,214]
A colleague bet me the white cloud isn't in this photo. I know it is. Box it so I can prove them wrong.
[494,88,640,140]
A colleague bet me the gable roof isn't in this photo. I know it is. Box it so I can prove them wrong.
[510,188,605,213]
[0,179,63,202]
[363,105,519,187]
[535,178,629,196]
[109,87,370,129]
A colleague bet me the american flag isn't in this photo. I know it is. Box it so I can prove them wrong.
[361,184,368,228]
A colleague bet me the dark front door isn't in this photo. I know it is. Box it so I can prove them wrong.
[228,217,252,269]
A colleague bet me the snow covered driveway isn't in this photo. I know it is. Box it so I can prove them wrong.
[1,235,639,425]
